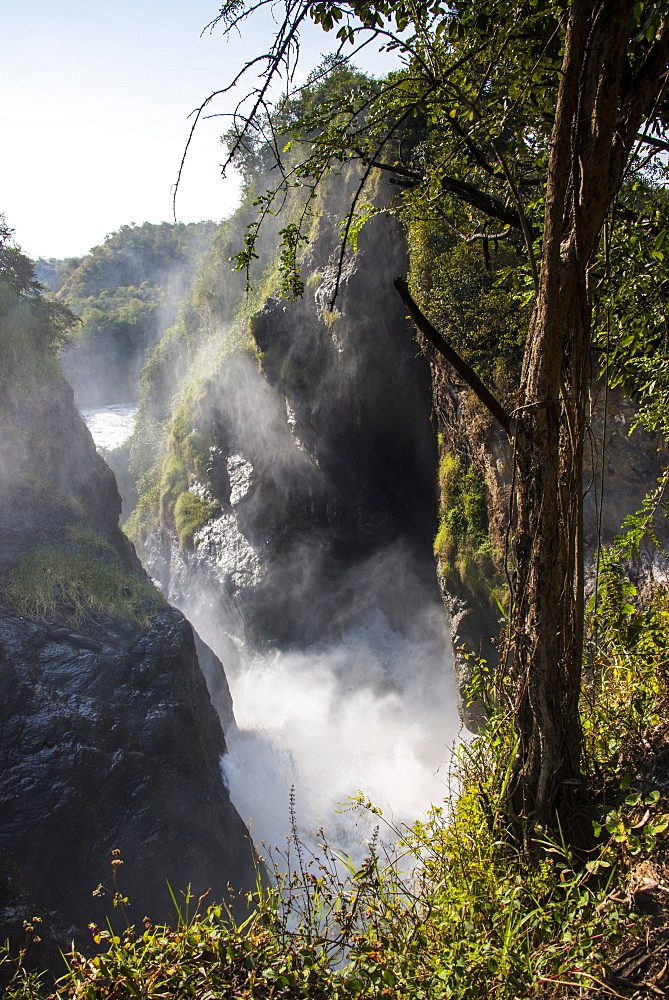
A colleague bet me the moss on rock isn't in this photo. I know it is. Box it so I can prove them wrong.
[174,492,221,549]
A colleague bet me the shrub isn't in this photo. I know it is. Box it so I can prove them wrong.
[433,452,502,606]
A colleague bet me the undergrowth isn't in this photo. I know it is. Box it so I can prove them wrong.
[3,566,668,998]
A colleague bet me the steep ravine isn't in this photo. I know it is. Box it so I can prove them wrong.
[143,217,441,655]
[133,214,462,844]
[0,373,255,962]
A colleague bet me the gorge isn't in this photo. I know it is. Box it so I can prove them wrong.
[2,157,668,975]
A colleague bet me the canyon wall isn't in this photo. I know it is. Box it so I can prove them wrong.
[0,359,255,962]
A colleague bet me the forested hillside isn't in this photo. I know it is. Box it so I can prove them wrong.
[36,222,216,404]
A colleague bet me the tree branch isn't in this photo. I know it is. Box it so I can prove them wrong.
[439,175,535,238]
[368,159,535,237]
[635,131,669,155]
[394,277,514,437]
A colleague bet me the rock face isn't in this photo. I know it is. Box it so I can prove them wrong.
[0,377,135,577]
[0,609,254,939]
[0,375,255,958]
[143,214,444,658]
[428,359,669,730]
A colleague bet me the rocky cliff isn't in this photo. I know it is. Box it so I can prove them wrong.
[138,211,445,668]
[426,350,669,728]
[0,352,255,962]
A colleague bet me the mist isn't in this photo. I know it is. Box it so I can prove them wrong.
[76,189,462,865]
[222,604,460,858]
[172,535,462,859]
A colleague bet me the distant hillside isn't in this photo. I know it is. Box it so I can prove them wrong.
[35,221,217,406]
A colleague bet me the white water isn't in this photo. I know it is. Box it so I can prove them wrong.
[81,403,138,451]
[83,403,460,861]
[221,607,461,860]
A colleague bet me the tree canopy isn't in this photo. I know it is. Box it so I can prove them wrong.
[0,215,77,354]
[202,0,669,827]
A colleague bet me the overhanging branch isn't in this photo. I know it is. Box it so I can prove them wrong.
[367,159,535,237]
[394,277,514,438]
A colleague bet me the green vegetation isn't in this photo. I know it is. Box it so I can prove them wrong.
[52,222,216,301]
[125,151,323,551]
[209,0,669,823]
[1,537,165,626]
[41,222,218,402]
[433,451,502,607]
[174,492,221,549]
[3,575,668,998]
[0,217,77,394]
[406,218,527,399]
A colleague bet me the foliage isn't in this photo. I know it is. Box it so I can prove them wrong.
[593,182,669,433]
[54,222,216,301]
[1,215,42,297]
[0,217,78,361]
[174,492,221,549]
[584,558,669,779]
[433,451,502,606]
[0,284,60,395]
[33,256,82,293]
[40,222,218,402]
[0,534,165,626]
[209,0,568,303]
[406,216,527,397]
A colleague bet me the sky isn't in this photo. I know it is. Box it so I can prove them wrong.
[1,0,400,262]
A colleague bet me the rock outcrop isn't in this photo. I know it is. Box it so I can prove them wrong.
[141,213,445,660]
[0,374,255,959]
[0,608,253,943]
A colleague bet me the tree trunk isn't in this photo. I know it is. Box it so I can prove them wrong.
[507,0,669,826]
[510,247,588,825]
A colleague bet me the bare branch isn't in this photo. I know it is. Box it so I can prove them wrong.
[394,277,514,437]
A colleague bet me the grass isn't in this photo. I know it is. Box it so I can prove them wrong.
[3,570,668,999]
[0,538,166,626]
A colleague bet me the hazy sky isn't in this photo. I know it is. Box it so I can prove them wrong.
[1,0,399,261]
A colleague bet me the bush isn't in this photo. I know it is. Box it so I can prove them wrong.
[433,452,502,606]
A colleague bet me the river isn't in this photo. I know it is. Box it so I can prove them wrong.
[81,402,138,451]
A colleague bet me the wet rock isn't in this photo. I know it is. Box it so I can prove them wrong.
[0,368,255,955]
[0,607,255,946]
[141,211,442,656]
